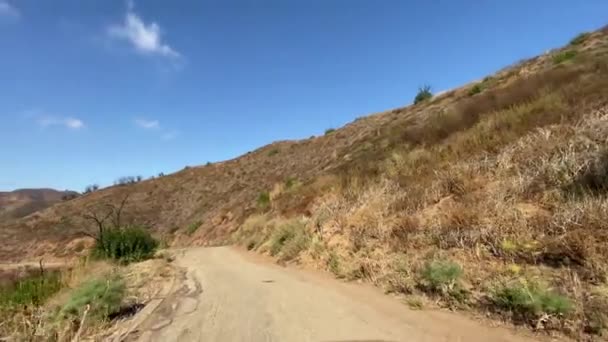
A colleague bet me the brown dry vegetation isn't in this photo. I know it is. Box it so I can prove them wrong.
[2,26,608,339]
[235,29,608,338]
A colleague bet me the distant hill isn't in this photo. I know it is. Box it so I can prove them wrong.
[0,188,78,221]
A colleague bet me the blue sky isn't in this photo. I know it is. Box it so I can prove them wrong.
[1,0,607,192]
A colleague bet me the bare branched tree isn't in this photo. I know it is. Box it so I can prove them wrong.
[80,194,131,247]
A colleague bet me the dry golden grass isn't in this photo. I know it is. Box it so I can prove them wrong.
[232,28,608,339]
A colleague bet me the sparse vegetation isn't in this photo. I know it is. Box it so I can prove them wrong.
[468,83,483,96]
[186,220,202,236]
[552,50,577,64]
[414,85,433,104]
[405,296,424,310]
[114,176,143,186]
[268,148,280,156]
[327,251,343,277]
[257,191,271,209]
[324,128,336,135]
[84,184,99,194]
[570,32,590,46]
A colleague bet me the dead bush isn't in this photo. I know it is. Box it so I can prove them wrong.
[430,203,482,250]
[388,215,420,252]
[565,149,608,196]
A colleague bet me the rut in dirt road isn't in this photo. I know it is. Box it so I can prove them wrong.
[131,247,539,342]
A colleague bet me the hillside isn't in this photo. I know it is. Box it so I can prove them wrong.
[2,26,608,339]
[0,188,78,222]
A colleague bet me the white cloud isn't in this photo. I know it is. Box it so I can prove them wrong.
[37,116,85,130]
[64,118,85,129]
[133,117,178,140]
[108,3,180,58]
[134,118,160,129]
[0,1,19,18]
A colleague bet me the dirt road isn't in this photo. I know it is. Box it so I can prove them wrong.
[132,247,538,342]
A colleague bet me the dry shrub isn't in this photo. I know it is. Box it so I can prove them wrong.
[268,218,311,261]
[235,214,274,250]
[547,197,608,281]
[429,202,482,250]
[566,149,608,196]
[398,64,580,150]
[458,62,580,118]
[346,250,391,284]
[388,215,420,252]
[343,179,401,251]
[397,147,437,175]
[447,91,568,156]
[582,286,608,336]
[384,255,416,294]
[539,230,591,268]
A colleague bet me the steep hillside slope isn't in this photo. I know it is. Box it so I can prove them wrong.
[2,25,608,338]
[232,28,608,339]
[0,188,78,221]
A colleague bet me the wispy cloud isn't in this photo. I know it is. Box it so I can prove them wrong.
[107,1,180,58]
[0,1,19,18]
[134,118,160,129]
[38,116,85,130]
[160,130,178,141]
[133,117,178,140]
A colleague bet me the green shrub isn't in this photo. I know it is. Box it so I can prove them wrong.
[570,32,590,46]
[420,260,463,292]
[257,192,271,210]
[492,280,573,319]
[0,273,63,308]
[284,177,296,189]
[267,148,279,156]
[468,83,483,96]
[553,50,577,65]
[93,226,158,263]
[419,260,467,303]
[414,85,433,104]
[324,128,336,135]
[186,220,202,236]
[59,276,125,321]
